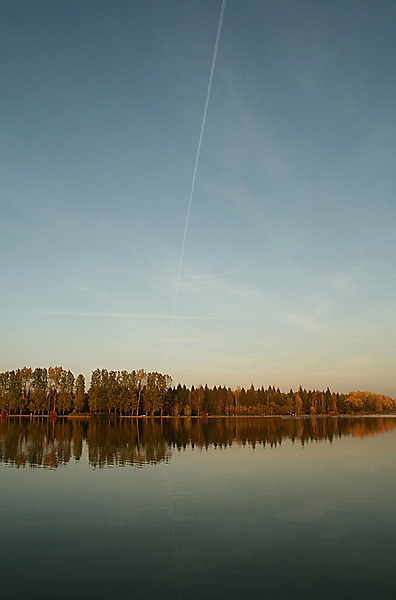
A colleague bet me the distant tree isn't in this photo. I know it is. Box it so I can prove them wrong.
[30,368,48,414]
[117,370,135,415]
[58,370,75,414]
[6,371,23,414]
[287,393,294,415]
[19,367,32,413]
[344,392,364,413]
[88,369,102,413]
[294,393,303,415]
[74,374,86,413]
[48,366,63,412]
[190,386,204,416]
[135,369,147,416]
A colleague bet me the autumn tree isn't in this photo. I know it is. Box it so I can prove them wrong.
[74,374,86,413]
[58,370,75,414]
[30,368,48,415]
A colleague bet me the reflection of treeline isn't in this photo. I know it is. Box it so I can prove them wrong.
[0,367,395,416]
[1,416,395,469]
[160,416,396,448]
[0,419,84,468]
[86,418,171,468]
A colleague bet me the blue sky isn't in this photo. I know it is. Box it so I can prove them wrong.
[1,0,396,394]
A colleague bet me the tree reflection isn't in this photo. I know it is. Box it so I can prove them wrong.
[0,416,395,469]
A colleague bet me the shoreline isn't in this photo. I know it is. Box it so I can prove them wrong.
[3,413,396,419]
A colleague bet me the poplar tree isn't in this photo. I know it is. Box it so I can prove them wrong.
[74,374,86,413]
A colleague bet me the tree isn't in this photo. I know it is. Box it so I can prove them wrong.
[143,372,172,416]
[294,393,303,415]
[135,369,147,416]
[30,368,48,414]
[74,374,86,413]
[19,367,32,412]
[58,370,75,414]
[118,370,137,415]
[5,371,23,414]
[287,393,294,415]
[88,369,101,413]
[48,366,63,412]
[190,386,204,416]
[344,392,364,413]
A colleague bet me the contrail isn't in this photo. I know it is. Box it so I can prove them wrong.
[164,0,227,365]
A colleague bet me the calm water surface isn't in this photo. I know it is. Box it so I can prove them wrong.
[1,416,395,599]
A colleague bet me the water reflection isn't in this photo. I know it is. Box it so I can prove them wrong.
[1,416,395,469]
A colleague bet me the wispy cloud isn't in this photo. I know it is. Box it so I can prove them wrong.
[320,267,368,295]
[284,313,326,333]
[342,355,377,367]
[71,284,101,294]
[178,266,245,286]
[12,310,228,321]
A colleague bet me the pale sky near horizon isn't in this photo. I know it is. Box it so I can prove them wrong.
[1,0,396,395]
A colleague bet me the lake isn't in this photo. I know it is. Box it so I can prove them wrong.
[1,416,395,599]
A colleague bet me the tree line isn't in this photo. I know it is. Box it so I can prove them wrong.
[0,367,395,416]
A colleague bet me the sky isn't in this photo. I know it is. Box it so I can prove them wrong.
[1,0,396,395]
